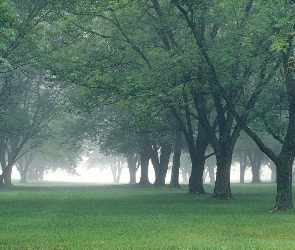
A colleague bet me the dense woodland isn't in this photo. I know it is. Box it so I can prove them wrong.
[1,0,295,211]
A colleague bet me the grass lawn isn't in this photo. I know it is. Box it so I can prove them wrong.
[0,182,294,250]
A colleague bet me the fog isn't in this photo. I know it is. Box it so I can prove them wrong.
[11,163,273,185]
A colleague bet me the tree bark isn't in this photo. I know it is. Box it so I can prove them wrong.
[154,145,171,187]
[169,129,182,188]
[0,174,3,187]
[212,148,234,199]
[238,151,247,184]
[138,133,151,185]
[248,148,263,183]
[189,154,206,194]
[271,34,295,210]
[126,153,138,184]
[188,123,208,194]
[3,163,13,187]
[16,151,35,184]
[272,152,293,211]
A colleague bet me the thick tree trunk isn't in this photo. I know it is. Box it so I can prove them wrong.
[3,164,13,187]
[126,153,138,184]
[139,133,151,186]
[271,39,295,210]
[188,123,208,194]
[272,153,294,211]
[154,146,171,187]
[139,153,150,185]
[128,165,136,184]
[251,165,262,183]
[240,165,246,184]
[0,174,3,187]
[169,129,182,188]
[212,149,233,199]
[16,152,35,184]
[189,154,206,194]
[169,152,181,188]
[249,148,263,183]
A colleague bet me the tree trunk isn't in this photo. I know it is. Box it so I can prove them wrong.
[154,146,171,187]
[16,151,35,184]
[128,165,136,184]
[139,133,151,185]
[3,164,13,187]
[188,123,208,194]
[240,166,246,184]
[169,129,182,188]
[272,153,293,211]
[169,151,181,188]
[111,161,122,184]
[189,153,206,194]
[0,174,3,187]
[126,153,137,184]
[249,148,263,183]
[212,149,233,199]
[238,151,247,184]
[271,30,295,211]
[251,164,261,183]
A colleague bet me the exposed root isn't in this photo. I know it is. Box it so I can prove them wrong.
[269,207,279,213]
[269,206,293,213]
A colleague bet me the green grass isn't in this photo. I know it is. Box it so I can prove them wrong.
[0,182,294,250]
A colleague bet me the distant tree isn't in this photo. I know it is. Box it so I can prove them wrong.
[86,148,126,184]
[0,71,68,186]
[14,113,85,183]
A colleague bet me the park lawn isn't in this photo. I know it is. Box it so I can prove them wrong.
[0,182,294,250]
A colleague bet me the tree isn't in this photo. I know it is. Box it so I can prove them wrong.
[181,0,295,210]
[172,0,258,199]
[0,71,68,186]
[87,149,126,184]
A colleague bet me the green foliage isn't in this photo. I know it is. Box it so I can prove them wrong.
[1,0,294,206]
[0,0,15,68]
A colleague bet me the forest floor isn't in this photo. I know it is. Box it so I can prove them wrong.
[0,181,294,249]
